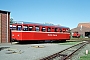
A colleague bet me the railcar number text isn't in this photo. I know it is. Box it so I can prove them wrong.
[48,34,57,36]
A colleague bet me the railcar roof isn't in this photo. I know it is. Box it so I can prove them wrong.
[40,24,69,28]
[13,21,69,28]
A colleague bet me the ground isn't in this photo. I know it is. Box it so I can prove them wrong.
[0,41,78,60]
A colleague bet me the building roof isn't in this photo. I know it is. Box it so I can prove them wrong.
[71,26,90,33]
[0,10,10,14]
[77,22,90,28]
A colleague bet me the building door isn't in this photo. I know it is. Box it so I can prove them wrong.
[85,32,90,38]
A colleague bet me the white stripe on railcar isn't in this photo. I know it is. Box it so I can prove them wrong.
[11,31,70,34]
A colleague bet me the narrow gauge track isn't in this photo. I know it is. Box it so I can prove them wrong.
[40,41,88,60]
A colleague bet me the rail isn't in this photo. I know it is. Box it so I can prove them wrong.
[40,41,88,60]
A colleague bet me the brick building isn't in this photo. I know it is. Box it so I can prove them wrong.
[71,22,90,38]
[0,10,10,43]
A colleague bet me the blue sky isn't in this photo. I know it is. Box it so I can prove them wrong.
[0,0,90,29]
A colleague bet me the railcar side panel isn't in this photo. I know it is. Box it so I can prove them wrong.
[22,32,34,40]
[33,32,70,40]
[12,31,70,41]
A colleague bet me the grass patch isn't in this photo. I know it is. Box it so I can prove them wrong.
[79,51,90,60]
[80,54,90,60]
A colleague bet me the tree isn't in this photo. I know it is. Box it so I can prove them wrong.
[10,18,14,24]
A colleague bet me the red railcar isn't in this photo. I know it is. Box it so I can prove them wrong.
[11,22,70,42]
[72,32,81,38]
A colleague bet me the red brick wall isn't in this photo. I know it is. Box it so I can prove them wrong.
[78,23,90,28]
[0,11,10,43]
[0,14,1,43]
[1,14,7,43]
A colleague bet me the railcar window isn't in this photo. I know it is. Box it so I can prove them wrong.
[52,28,54,32]
[29,26,33,31]
[60,28,62,32]
[17,26,22,31]
[47,28,51,32]
[67,29,70,33]
[41,27,46,32]
[52,28,54,29]
[23,26,28,31]
[12,26,17,30]
[55,28,58,32]
[62,29,65,32]
[35,26,40,31]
